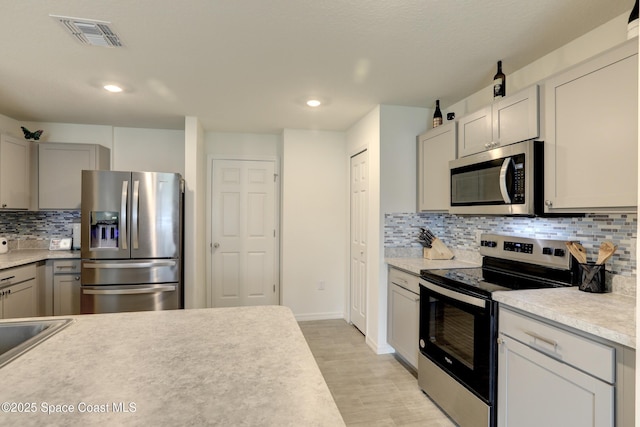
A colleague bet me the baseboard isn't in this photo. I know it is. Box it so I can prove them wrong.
[294,311,346,322]
[365,336,395,355]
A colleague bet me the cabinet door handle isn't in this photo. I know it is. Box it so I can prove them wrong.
[0,275,15,282]
[524,330,557,349]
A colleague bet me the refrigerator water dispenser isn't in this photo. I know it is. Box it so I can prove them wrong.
[90,211,120,249]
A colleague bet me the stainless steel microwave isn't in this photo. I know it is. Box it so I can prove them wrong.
[449,140,543,216]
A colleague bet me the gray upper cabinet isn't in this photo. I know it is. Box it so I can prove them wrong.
[38,143,110,209]
[417,122,457,211]
[0,134,31,210]
[457,85,539,157]
[543,39,638,212]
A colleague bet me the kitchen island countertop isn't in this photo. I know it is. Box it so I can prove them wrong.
[494,287,635,349]
[0,306,345,426]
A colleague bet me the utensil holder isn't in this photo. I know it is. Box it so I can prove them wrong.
[423,238,454,260]
[578,262,606,293]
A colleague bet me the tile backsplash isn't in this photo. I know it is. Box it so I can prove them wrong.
[0,211,80,249]
[385,212,637,277]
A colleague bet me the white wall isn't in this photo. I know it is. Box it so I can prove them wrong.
[204,132,280,158]
[113,127,184,174]
[446,13,629,117]
[346,106,380,339]
[0,114,20,138]
[22,122,113,151]
[375,105,428,351]
[345,105,428,353]
[636,27,640,422]
[184,117,206,309]
[20,121,185,174]
[281,129,347,320]
[202,131,282,308]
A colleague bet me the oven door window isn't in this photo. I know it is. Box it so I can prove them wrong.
[419,284,495,403]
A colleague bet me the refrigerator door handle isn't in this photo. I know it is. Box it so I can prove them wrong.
[83,261,177,269]
[132,180,140,249]
[82,285,176,295]
[121,180,129,250]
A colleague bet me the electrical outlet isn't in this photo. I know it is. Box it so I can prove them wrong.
[317,280,325,290]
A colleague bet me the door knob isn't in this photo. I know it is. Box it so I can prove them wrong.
[213,243,220,248]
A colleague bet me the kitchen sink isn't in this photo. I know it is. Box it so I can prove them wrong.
[0,318,74,368]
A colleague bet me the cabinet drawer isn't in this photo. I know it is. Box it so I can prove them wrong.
[52,259,81,274]
[388,267,420,294]
[0,263,36,287]
[500,308,615,383]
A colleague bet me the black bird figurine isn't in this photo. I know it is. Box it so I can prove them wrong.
[20,126,43,141]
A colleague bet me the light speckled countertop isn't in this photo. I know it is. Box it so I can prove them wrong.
[494,288,635,349]
[0,306,344,426]
[385,257,480,275]
[386,256,636,349]
[0,249,79,270]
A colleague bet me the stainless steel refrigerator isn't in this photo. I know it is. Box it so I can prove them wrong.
[80,170,184,314]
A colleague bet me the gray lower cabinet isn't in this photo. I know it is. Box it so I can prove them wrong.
[0,264,38,319]
[498,307,634,427]
[387,267,420,369]
[52,260,81,316]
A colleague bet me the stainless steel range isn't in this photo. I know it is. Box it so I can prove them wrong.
[418,233,578,427]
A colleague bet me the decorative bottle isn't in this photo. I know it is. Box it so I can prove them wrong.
[433,100,443,128]
[628,0,638,39]
[493,61,506,99]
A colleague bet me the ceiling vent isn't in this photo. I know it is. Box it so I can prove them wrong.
[51,15,123,47]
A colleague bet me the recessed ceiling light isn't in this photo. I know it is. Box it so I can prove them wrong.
[103,84,123,93]
[306,99,322,107]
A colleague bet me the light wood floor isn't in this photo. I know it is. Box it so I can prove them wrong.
[299,319,456,426]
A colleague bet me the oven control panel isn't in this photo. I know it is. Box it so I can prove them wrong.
[503,241,533,254]
[480,233,572,269]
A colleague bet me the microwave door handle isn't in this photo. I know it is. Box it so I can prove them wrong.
[499,158,513,204]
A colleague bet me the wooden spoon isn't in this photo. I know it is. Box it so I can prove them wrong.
[565,241,587,264]
[573,243,589,263]
[596,241,617,265]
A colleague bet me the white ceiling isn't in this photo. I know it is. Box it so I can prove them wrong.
[0,0,633,133]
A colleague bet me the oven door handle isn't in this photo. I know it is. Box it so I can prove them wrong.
[82,285,176,295]
[421,281,486,308]
[499,157,513,204]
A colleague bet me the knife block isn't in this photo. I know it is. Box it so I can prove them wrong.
[423,238,454,260]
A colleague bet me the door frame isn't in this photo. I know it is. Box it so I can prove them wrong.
[206,154,281,308]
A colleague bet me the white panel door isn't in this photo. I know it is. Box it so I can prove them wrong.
[211,160,277,307]
[350,150,368,333]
